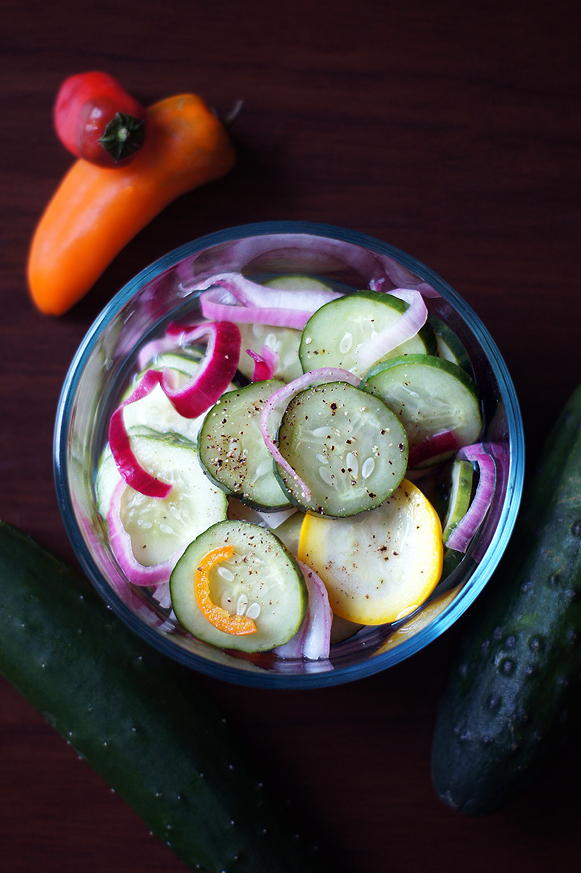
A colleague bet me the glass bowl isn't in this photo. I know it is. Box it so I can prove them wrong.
[54,221,524,688]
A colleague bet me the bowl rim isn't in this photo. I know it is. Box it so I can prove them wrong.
[54,220,525,688]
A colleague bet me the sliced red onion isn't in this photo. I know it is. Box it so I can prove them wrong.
[408,430,462,468]
[106,480,176,585]
[136,321,204,370]
[370,275,439,298]
[151,581,173,610]
[260,367,361,502]
[273,619,304,659]
[181,234,389,293]
[351,288,428,376]
[446,443,497,553]
[109,322,240,497]
[415,282,440,298]
[201,289,312,330]
[137,336,178,371]
[108,369,173,498]
[246,345,279,382]
[151,321,240,418]
[196,271,342,330]
[274,561,333,660]
[299,561,333,660]
[368,277,386,292]
[471,441,509,562]
[193,271,341,310]
[180,234,447,307]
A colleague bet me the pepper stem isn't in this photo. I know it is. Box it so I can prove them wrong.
[98,113,146,163]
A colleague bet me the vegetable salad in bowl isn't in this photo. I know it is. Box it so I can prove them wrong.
[54,222,524,687]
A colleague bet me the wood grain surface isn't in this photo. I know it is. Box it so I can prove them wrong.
[2,1,581,871]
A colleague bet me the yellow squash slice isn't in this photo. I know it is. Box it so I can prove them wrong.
[298,479,443,625]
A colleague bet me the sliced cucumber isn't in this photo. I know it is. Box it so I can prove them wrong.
[237,323,303,383]
[275,381,408,517]
[199,380,291,511]
[264,274,337,292]
[170,520,307,652]
[361,354,482,462]
[95,426,157,519]
[429,315,473,375]
[122,352,227,444]
[442,457,474,544]
[298,479,443,625]
[237,275,338,383]
[150,350,204,373]
[96,430,228,567]
[299,291,437,378]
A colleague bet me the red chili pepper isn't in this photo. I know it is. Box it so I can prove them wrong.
[54,71,148,167]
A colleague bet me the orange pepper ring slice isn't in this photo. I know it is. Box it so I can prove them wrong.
[194,545,257,636]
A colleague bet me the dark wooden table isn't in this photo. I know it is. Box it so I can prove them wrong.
[2,2,581,871]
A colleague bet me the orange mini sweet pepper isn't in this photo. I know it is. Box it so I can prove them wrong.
[194,545,257,636]
[27,93,236,315]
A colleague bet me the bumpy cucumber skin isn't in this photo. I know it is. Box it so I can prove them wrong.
[431,383,581,816]
[0,522,329,873]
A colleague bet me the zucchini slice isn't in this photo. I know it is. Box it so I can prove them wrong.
[121,352,221,445]
[378,587,460,653]
[171,520,307,652]
[299,290,437,377]
[199,380,291,510]
[360,354,482,464]
[96,430,228,567]
[275,381,408,517]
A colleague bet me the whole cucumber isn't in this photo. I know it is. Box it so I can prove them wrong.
[0,521,329,872]
[431,382,581,816]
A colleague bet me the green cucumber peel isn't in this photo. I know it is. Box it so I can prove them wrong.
[431,382,581,816]
[0,521,331,872]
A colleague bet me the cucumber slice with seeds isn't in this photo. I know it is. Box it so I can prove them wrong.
[97,430,228,567]
[237,323,303,382]
[275,380,408,517]
[361,354,482,462]
[238,274,330,382]
[170,520,307,652]
[122,352,230,444]
[429,315,473,375]
[299,290,437,378]
[442,457,475,544]
[237,275,338,382]
[199,380,291,510]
